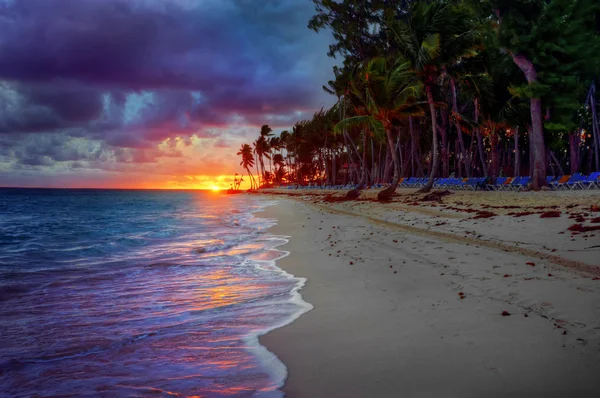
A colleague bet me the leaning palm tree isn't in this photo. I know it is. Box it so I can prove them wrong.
[255,125,273,186]
[335,56,423,200]
[237,144,257,190]
[388,0,482,192]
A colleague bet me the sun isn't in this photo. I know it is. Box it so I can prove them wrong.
[210,185,221,192]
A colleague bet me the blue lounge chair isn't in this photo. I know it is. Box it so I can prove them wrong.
[550,175,570,190]
[497,177,514,191]
[574,172,600,190]
[558,173,583,190]
[514,176,531,190]
[487,177,505,191]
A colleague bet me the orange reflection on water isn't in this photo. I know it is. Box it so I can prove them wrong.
[225,242,264,256]
[159,269,271,318]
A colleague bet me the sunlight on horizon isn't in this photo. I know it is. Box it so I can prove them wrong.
[160,175,251,191]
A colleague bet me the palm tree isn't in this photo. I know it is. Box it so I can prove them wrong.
[255,125,274,186]
[272,153,286,183]
[237,144,257,190]
[335,56,423,200]
[279,130,292,181]
[389,1,482,192]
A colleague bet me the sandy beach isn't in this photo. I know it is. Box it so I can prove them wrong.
[259,189,600,397]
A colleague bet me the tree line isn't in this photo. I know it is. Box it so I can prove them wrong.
[237,0,600,196]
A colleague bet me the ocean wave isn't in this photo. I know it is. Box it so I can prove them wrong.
[0,190,309,397]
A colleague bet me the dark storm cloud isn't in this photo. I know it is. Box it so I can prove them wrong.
[0,81,104,135]
[0,0,334,119]
[0,0,336,181]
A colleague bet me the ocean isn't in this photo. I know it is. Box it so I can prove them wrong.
[0,189,310,397]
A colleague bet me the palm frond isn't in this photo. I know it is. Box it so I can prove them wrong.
[417,33,441,70]
[333,116,373,135]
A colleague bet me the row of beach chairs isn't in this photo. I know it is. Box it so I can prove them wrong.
[286,183,391,190]
[286,172,600,191]
[412,172,600,191]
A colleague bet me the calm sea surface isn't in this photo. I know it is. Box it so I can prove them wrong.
[0,189,309,397]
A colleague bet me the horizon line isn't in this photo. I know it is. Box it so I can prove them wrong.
[0,186,229,191]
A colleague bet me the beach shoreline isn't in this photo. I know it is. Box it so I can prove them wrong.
[259,191,600,397]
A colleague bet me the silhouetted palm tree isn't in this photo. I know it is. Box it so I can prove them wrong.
[336,56,423,200]
[237,144,257,189]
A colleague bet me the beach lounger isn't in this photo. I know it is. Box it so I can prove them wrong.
[487,176,506,191]
[563,173,587,190]
[474,177,489,190]
[557,174,583,190]
[510,176,531,191]
[576,172,600,189]
[550,175,570,190]
[496,177,513,191]
[465,177,485,190]
[443,178,455,189]
[439,178,449,188]
[504,176,523,191]
[464,177,484,190]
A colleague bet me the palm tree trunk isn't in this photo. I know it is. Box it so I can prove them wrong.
[346,131,369,198]
[569,131,580,175]
[514,127,520,177]
[324,150,330,186]
[440,110,449,178]
[377,143,382,183]
[332,151,337,185]
[383,145,392,182]
[451,77,470,177]
[260,158,266,186]
[370,137,375,185]
[529,97,547,189]
[490,132,499,183]
[549,151,564,176]
[255,155,261,187]
[358,131,368,189]
[473,99,487,177]
[377,127,402,200]
[409,116,416,177]
[511,53,547,189]
[454,140,460,177]
[397,133,403,177]
[590,82,600,171]
[476,132,487,177]
[421,86,439,193]
[246,168,254,190]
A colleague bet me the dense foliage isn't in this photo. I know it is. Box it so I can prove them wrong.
[237,0,600,193]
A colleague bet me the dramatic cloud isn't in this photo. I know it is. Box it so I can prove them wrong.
[0,0,336,187]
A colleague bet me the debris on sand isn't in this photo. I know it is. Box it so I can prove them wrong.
[507,211,535,217]
[540,211,561,218]
[421,190,453,202]
[472,211,496,219]
[568,224,600,233]
[377,186,396,202]
[345,189,361,200]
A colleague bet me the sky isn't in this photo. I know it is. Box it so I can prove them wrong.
[0,0,336,189]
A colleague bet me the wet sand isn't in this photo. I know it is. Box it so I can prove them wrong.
[259,191,600,397]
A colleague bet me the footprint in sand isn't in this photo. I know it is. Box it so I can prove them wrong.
[482,361,500,374]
